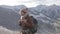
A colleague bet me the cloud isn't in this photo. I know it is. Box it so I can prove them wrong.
[34,0,60,5]
[0,0,19,5]
[17,0,60,6]
[0,0,60,7]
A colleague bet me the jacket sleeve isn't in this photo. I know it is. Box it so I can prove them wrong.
[18,20,22,26]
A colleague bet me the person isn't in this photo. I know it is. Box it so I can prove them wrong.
[18,8,38,34]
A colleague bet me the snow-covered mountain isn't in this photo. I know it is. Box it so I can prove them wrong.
[0,5,60,34]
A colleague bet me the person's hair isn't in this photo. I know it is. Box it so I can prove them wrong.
[19,8,28,15]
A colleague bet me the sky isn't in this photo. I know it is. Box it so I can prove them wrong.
[0,0,60,7]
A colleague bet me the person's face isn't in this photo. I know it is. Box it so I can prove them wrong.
[21,9,28,17]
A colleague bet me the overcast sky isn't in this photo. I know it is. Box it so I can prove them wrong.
[0,0,60,7]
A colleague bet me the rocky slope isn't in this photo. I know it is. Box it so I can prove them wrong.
[0,5,60,34]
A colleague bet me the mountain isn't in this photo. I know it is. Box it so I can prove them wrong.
[29,5,60,34]
[0,7,20,31]
[0,5,60,34]
[0,5,26,13]
[0,26,20,34]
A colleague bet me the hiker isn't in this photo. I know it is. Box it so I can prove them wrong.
[18,8,38,34]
